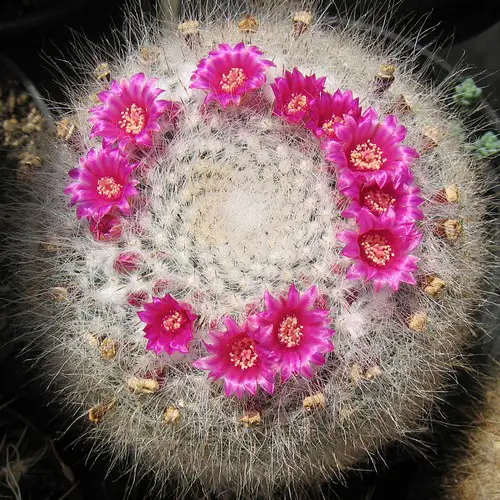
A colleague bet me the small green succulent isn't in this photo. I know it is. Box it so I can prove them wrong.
[454,78,482,106]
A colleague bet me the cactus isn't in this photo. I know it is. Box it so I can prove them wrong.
[3,2,496,497]
[470,130,500,158]
[454,77,482,107]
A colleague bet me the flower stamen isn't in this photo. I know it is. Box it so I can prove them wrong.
[229,336,259,370]
[321,116,343,137]
[362,189,396,215]
[278,315,303,347]
[162,310,187,333]
[219,67,247,93]
[286,93,308,115]
[96,176,123,199]
[118,103,147,135]
[350,140,387,171]
[360,231,395,267]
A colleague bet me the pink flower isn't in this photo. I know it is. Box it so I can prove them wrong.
[190,43,275,107]
[324,110,418,187]
[254,284,334,382]
[338,213,422,291]
[307,90,362,139]
[89,212,123,241]
[64,148,139,219]
[271,68,326,123]
[193,316,275,398]
[89,73,179,149]
[341,177,424,223]
[138,295,197,355]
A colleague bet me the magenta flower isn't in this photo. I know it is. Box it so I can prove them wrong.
[341,177,424,223]
[190,43,275,107]
[65,148,139,219]
[193,316,275,398]
[324,110,418,187]
[138,295,197,356]
[271,68,326,124]
[89,73,179,149]
[338,213,422,291]
[307,90,362,139]
[89,212,123,241]
[254,284,334,382]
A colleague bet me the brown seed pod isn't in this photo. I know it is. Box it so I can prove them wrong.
[127,377,160,394]
[56,118,76,142]
[303,392,326,410]
[238,15,259,34]
[408,311,429,332]
[292,11,313,38]
[240,410,261,427]
[100,338,119,359]
[164,406,181,424]
[392,94,414,114]
[437,219,463,241]
[373,64,396,95]
[178,20,201,48]
[423,276,446,298]
[88,398,117,424]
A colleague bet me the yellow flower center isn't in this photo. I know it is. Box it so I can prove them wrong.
[118,103,147,135]
[286,93,308,115]
[229,336,259,370]
[278,315,303,347]
[362,189,396,215]
[162,310,186,332]
[350,140,387,171]
[96,176,123,199]
[321,116,343,136]
[219,67,247,93]
[360,231,394,267]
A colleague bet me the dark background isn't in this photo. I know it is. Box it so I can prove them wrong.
[0,1,499,498]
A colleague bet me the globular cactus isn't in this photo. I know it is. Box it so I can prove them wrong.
[3,1,497,497]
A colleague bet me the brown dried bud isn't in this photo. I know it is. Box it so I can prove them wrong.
[408,311,428,332]
[303,392,326,410]
[423,276,446,298]
[238,15,259,34]
[88,398,117,424]
[139,46,162,65]
[437,219,463,241]
[422,127,443,152]
[94,62,111,82]
[240,410,261,427]
[100,338,119,359]
[392,94,414,114]
[373,64,396,94]
[293,11,313,38]
[19,151,42,169]
[351,363,383,384]
[127,377,160,394]
[164,406,181,424]
[434,184,461,204]
[178,20,201,48]
[56,119,76,142]
[47,286,69,302]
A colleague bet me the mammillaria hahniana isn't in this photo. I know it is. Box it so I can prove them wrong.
[3,1,497,497]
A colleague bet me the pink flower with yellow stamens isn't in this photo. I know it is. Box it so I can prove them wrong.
[338,213,422,291]
[193,316,275,398]
[341,177,424,223]
[254,284,334,382]
[89,73,179,149]
[324,110,418,187]
[138,295,197,356]
[307,89,362,139]
[190,43,275,107]
[64,148,139,219]
[271,68,326,124]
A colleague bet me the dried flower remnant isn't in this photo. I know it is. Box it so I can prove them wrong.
[164,406,181,424]
[438,219,463,241]
[238,15,259,34]
[94,62,111,82]
[408,311,429,332]
[100,338,119,359]
[127,376,160,394]
[303,392,326,410]
[47,286,69,302]
[373,64,396,94]
[240,410,262,427]
[423,276,446,298]
[88,399,117,424]
[178,20,200,48]
[292,11,313,38]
